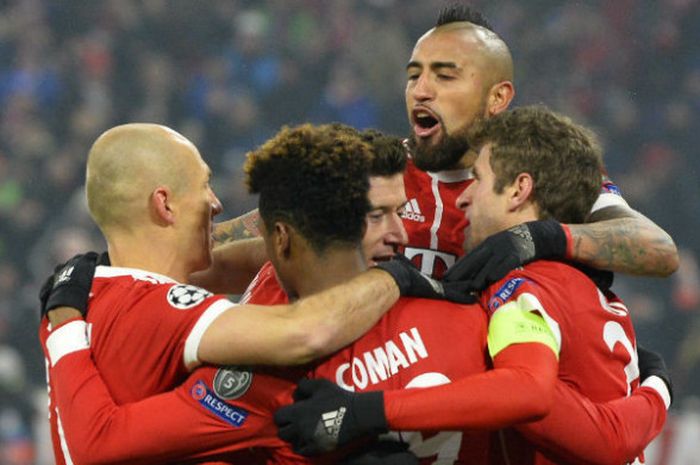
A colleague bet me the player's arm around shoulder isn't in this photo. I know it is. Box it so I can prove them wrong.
[567,201,679,277]
[197,268,400,366]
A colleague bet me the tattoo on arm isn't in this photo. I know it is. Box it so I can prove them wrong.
[567,206,679,276]
[212,209,261,246]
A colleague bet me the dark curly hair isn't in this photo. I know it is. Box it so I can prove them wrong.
[360,129,407,177]
[468,105,603,224]
[245,123,373,253]
[323,125,406,177]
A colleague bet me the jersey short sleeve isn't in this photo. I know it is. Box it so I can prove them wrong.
[86,267,236,400]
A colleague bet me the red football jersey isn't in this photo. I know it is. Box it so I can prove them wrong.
[41,265,235,465]
[309,298,490,465]
[248,265,492,464]
[241,261,288,305]
[400,159,471,278]
[401,159,630,279]
[43,263,665,465]
[482,261,642,465]
[42,265,488,465]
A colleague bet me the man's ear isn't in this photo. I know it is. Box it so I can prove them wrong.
[151,187,175,226]
[272,222,292,259]
[507,172,534,211]
[486,80,515,116]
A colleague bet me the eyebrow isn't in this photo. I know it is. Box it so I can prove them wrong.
[406,61,460,72]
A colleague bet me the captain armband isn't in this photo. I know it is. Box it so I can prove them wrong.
[487,296,560,359]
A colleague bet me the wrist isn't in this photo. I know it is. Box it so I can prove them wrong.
[48,307,83,328]
[559,223,574,260]
[527,219,568,259]
[354,391,388,434]
[373,262,409,294]
[561,223,574,260]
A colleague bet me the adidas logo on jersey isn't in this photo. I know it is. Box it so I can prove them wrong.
[401,198,425,223]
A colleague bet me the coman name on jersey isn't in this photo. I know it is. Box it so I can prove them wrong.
[335,327,428,391]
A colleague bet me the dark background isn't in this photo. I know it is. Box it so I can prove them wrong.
[0,1,697,462]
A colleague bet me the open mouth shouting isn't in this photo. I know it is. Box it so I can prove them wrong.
[412,107,442,139]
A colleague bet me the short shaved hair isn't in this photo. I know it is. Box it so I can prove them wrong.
[432,4,513,84]
[86,123,200,233]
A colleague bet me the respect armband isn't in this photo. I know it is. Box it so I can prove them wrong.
[487,295,560,359]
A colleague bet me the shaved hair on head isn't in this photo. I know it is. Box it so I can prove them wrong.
[430,4,514,84]
[85,123,202,233]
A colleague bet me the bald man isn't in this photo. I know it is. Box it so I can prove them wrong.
[40,123,411,465]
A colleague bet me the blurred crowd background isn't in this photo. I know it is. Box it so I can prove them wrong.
[0,0,698,463]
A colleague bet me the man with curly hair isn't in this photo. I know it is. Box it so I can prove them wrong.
[38,123,420,465]
[274,107,671,465]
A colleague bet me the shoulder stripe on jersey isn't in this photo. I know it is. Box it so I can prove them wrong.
[46,320,90,367]
[56,412,76,465]
[590,192,629,213]
[183,299,237,370]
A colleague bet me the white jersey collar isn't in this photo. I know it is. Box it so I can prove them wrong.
[427,167,473,183]
[94,265,178,284]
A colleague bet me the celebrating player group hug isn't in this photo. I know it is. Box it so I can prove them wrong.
[38,4,677,465]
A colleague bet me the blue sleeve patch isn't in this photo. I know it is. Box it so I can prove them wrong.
[488,277,526,313]
[191,380,249,427]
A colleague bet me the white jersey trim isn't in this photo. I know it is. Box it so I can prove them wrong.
[93,265,177,284]
[641,375,671,410]
[590,192,629,213]
[428,167,473,183]
[183,299,237,370]
[428,173,444,250]
[46,320,90,367]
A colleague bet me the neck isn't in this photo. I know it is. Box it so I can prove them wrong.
[106,231,192,283]
[292,247,367,299]
[502,206,540,231]
[457,150,478,170]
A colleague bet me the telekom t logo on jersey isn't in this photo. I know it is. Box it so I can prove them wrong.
[403,247,456,278]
